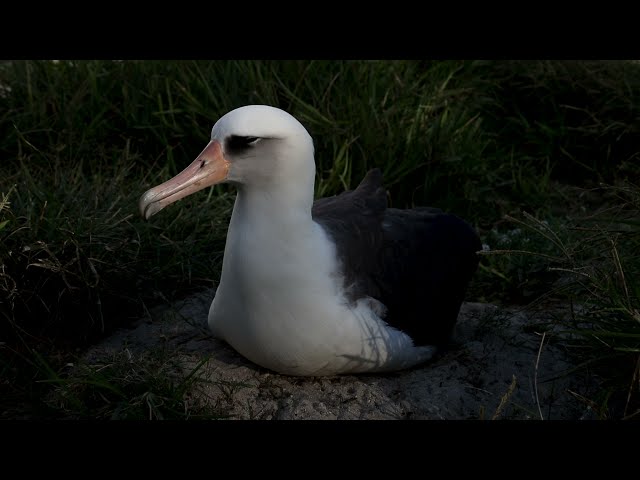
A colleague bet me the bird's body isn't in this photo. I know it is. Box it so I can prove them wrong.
[140,105,481,376]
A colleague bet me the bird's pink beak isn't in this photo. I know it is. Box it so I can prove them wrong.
[139,140,230,220]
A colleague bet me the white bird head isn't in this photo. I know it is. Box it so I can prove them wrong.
[139,105,315,220]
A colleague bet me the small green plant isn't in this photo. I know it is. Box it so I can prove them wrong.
[0,186,13,233]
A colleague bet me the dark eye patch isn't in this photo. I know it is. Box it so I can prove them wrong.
[226,135,260,152]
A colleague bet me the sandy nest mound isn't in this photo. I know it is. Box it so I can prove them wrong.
[83,290,599,420]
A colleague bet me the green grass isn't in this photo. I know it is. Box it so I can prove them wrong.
[1,59,639,419]
[35,348,232,420]
[478,182,640,418]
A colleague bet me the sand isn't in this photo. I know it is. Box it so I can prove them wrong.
[81,290,600,420]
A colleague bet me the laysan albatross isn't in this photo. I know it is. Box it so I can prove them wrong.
[139,105,482,376]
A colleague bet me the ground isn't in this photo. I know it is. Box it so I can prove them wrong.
[78,291,600,420]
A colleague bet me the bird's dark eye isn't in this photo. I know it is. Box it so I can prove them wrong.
[226,135,260,152]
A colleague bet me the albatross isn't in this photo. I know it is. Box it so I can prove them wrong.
[139,105,482,376]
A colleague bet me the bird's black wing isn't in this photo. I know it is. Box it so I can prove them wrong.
[312,169,482,346]
[312,168,388,302]
[374,206,482,345]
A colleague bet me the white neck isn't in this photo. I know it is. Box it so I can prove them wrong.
[219,159,330,292]
[226,137,317,235]
[234,179,314,228]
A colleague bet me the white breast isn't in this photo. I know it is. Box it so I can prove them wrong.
[208,197,435,376]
